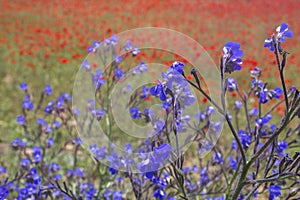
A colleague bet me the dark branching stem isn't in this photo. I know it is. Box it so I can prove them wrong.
[185,70,247,165]
[274,41,289,113]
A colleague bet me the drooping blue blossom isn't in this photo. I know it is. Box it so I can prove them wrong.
[199,167,210,185]
[154,189,167,200]
[238,130,251,148]
[20,82,27,90]
[11,138,26,148]
[133,61,148,74]
[53,121,61,129]
[47,137,55,147]
[0,166,6,174]
[152,120,165,135]
[152,144,172,163]
[195,111,206,122]
[32,146,43,163]
[162,66,188,90]
[16,115,26,125]
[227,77,238,91]
[269,184,281,200]
[206,106,215,116]
[132,45,140,56]
[270,87,283,99]
[228,156,237,170]
[259,91,268,104]
[36,118,47,126]
[92,69,106,89]
[250,67,262,80]
[222,42,243,73]
[277,140,288,156]
[81,59,91,70]
[234,100,243,110]
[110,34,118,46]
[125,40,132,51]
[44,100,55,114]
[88,40,101,53]
[22,95,34,110]
[45,84,52,95]
[141,85,149,98]
[150,82,167,101]
[51,162,60,171]
[129,106,140,119]
[213,152,224,165]
[115,68,124,79]
[115,55,122,63]
[249,107,259,117]
[255,114,272,127]
[91,108,105,120]
[170,61,184,74]
[20,158,30,168]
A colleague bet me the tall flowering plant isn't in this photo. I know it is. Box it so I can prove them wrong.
[0,23,299,200]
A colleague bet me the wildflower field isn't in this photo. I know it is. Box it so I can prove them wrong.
[0,0,299,199]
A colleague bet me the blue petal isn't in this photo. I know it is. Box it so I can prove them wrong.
[284,30,293,38]
[280,22,288,32]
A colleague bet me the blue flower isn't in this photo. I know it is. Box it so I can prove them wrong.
[108,167,118,175]
[22,95,34,110]
[11,138,26,148]
[152,120,165,135]
[20,158,30,168]
[255,114,272,127]
[259,91,268,104]
[125,40,132,51]
[81,59,90,70]
[47,137,54,147]
[32,146,43,163]
[162,66,188,90]
[206,106,215,116]
[238,130,251,148]
[115,68,124,79]
[150,82,167,101]
[213,152,224,164]
[115,56,122,63]
[271,87,283,99]
[152,144,171,163]
[132,45,140,56]
[110,34,118,46]
[92,69,106,89]
[87,40,101,53]
[170,61,184,74]
[129,106,140,119]
[162,101,171,110]
[249,107,259,117]
[195,111,206,122]
[200,167,210,185]
[36,118,47,126]
[226,77,238,91]
[91,108,105,120]
[20,82,27,90]
[229,156,237,169]
[269,184,281,200]
[154,189,167,200]
[53,121,61,129]
[141,85,149,98]
[234,100,243,110]
[264,22,293,51]
[51,162,60,171]
[16,115,26,125]
[0,166,6,174]
[222,42,243,73]
[45,84,52,95]
[277,140,288,156]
